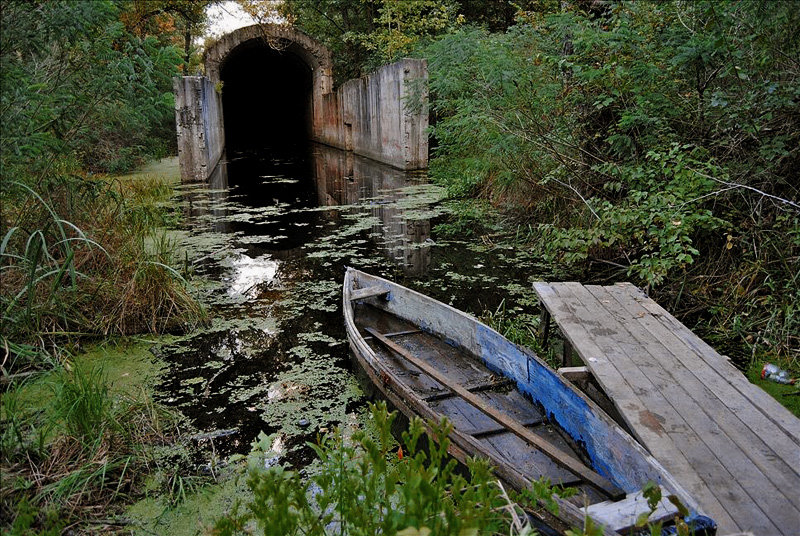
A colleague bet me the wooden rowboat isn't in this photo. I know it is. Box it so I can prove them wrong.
[343,268,710,535]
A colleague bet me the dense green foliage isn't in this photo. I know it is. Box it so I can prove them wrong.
[0,0,182,175]
[419,1,798,365]
[1,1,208,372]
[275,0,465,81]
[214,402,559,536]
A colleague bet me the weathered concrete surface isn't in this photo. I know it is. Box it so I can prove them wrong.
[174,76,225,181]
[175,24,428,181]
[317,59,428,170]
[205,24,333,143]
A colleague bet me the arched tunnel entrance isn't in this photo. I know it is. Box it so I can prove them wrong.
[220,43,313,151]
[174,24,427,182]
[217,40,318,250]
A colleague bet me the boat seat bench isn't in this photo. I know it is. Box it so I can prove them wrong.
[533,281,800,536]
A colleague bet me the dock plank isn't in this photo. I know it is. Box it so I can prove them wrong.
[582,284,800,528]
[601,285,800,484]
[534,284,737,530]
[615,282,800,443]
[550,283,767,533]
[534,282,800,536]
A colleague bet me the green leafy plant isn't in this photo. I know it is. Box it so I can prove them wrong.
[214,401,549,535]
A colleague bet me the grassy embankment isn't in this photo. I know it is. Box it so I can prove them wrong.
[0,165,208,532]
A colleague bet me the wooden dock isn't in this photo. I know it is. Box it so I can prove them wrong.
[533,282,800,536]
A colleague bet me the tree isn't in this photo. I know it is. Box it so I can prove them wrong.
[120,0,216,75]
[0,0,184,175]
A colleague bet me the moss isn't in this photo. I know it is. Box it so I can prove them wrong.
[120,157,181,185]
[125,465,250,536]
[2,338,168,425]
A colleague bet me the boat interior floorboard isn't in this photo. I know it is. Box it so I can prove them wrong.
[354,302,606,504]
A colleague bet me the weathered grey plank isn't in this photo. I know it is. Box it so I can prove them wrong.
[534,283,739,532]
[580,284,800,531]
[612,283,800,446]
[422,377,514,402]
[595,285,800,506]
[558,366,591,382]
[468,418,542,438]
[556,282,786,535]
[432,396,582,487]
[585,486,679,532]
[350,285,390,301]
[536,281,800,536]
[363,329,422,340]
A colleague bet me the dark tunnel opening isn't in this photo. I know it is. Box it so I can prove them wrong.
[220,42,313,152]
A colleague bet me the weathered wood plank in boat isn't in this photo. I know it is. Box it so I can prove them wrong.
[349,285,390,301]
[431,396,584,488]
[534,281,800,536]
[423,377,514,402]
[468,418,542,438]
[366,326,625,499]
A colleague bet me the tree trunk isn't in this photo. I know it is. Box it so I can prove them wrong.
[183,27,192,75]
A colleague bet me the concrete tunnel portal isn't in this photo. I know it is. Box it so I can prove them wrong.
[174,24,428,181]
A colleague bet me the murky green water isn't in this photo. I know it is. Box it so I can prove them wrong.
[154,143,560,470]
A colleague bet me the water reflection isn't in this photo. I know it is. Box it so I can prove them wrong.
[161,144,443,464]
[185,144,433,275]
[226,254,280,299]
[310,144,431,276]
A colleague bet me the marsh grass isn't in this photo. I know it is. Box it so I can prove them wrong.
[1,364,179,532]
[0,173,206,373]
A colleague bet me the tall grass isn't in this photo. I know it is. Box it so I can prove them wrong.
[0,173,206,373]
[1,364,178,531]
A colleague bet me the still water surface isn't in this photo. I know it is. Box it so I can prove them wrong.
[157,143,559,468]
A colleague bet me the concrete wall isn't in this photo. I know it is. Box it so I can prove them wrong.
[175,25,428,182]
[315,59,428,170]
[174,76,225,182]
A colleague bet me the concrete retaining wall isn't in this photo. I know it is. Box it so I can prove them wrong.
[174,76,225,182]
[315,58,428,170]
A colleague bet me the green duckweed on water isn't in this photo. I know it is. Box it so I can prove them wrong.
[25,146,565,531]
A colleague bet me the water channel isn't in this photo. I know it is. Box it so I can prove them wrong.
[156,142,561,471]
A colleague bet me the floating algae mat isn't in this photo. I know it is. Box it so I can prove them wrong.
[147,144,563,474]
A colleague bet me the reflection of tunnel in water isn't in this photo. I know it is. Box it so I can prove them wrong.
[221,41,312,150]
[224,147,321,252]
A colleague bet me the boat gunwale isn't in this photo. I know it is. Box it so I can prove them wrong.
[342,267,699,534]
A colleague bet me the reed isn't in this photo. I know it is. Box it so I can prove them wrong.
[0,173,206,373]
